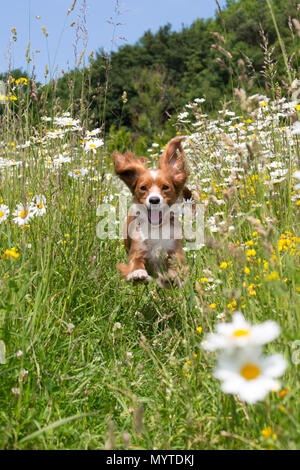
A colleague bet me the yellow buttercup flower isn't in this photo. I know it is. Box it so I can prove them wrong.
[219,262,228,269]
[3,247,20,259]
[261,427,272,438]
[227,300,237,311]
[246,249,256,257]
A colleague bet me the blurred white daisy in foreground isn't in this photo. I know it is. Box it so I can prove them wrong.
[0,204,9,223]
[12,203,34,226]
[30,195,47,216]
[214,347,287,404]
[201,312,280,351]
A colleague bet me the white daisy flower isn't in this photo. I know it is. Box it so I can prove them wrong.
[30,195,47,216]
[85,128,101,138]
[53,114,81,128]
[0,204,9,223]
[178,111,189,120]
[201,312,280,351]
[68,168,89,179]
[214,347,287,404]
[12,203,34,226]
[46,129,66,139]
[83,138,104,153]
[269,168,288,183]
[52,154,72,167]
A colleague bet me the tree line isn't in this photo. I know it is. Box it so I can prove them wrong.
[1,0,299,150]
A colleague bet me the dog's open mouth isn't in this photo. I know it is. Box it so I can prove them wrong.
[147,208,163,225]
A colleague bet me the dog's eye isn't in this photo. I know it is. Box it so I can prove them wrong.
[140,185,147,191]
[162,185,169,191]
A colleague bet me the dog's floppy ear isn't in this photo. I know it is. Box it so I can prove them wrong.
[159,136,188,189]
[112,151,147,192]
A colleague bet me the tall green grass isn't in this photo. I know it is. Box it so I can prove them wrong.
[0,0,299,450]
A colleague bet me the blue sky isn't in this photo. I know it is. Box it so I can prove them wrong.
[0,0,227,82]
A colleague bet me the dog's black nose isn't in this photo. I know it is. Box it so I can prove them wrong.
[149,197,160,205]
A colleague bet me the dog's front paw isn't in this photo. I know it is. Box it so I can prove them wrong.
[126,269,152,283]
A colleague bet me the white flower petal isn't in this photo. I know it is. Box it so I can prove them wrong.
[252,321,280,345]
[262,354,287,378]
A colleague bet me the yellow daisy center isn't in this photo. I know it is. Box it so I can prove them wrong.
[0,211,4,218]
[233,329,250,337]
[38,203,44,209]
[240,363,261,380]
[20,210,28,219]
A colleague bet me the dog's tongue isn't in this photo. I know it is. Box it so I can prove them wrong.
[148,209,162,225]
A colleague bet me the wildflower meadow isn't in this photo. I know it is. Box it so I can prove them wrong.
[0,0,300,451]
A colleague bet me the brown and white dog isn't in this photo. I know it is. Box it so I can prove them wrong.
[112,136,192,287]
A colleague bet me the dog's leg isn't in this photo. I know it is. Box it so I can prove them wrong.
[117,243,152,283]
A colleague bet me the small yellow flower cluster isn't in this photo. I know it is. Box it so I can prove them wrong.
[2,247,20,260]
[183,352,198,378]
[8,92,17,101]
[246,249,256,259]
[11,77,28,86]
[219,261,232,269]
[261,426,272,438]
[277,232,300,255]
[245,239,256,246]
[245,282,259,296]
[227,300,237,312]
[261,426,277,441]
